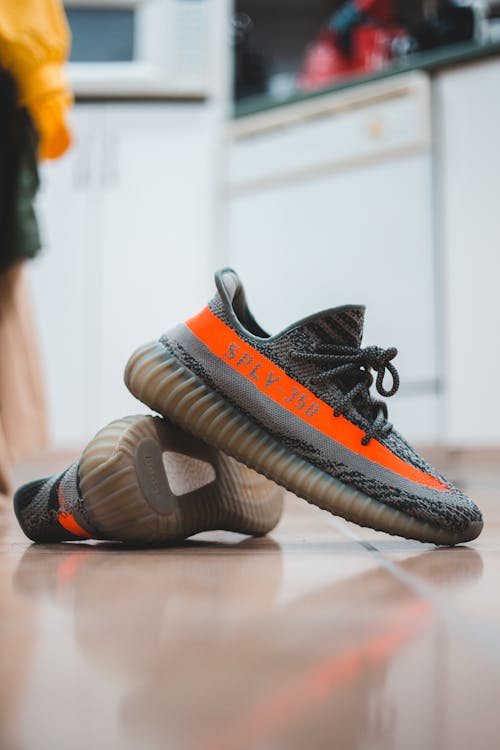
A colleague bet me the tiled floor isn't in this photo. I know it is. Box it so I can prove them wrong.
[1,451,499,750]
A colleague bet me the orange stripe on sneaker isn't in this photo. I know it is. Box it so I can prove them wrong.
[185,306,448,492]
[57,483,92,538]
[57,511,92,539]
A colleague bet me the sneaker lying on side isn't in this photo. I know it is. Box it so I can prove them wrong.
[125,268,483,546]
[14,414,284,544]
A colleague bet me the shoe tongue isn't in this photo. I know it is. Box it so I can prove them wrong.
[292,305,365,348]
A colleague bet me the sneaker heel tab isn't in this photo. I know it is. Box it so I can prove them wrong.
[214,267,242,307]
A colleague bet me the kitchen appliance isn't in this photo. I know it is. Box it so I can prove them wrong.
[64,0,211,97]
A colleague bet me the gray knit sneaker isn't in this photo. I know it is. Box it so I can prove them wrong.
[124,268,483,546]
[14,414,283,544]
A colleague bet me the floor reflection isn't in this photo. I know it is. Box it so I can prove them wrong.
[0,509,37,750]
[11,540,483,750]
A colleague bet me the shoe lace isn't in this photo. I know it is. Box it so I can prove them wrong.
[290,344,399,445]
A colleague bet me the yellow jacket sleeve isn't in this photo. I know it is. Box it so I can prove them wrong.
[0,0,73,160]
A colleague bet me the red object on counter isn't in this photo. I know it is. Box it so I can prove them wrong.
[297,0,407,92]
[298,24,395,91]
[352,24,392,74]
[297,31,350,91]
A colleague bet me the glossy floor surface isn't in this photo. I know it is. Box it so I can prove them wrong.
[1,451,499,750]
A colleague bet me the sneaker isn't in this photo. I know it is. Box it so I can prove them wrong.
[14,414,284,544]
[124,268,483,546]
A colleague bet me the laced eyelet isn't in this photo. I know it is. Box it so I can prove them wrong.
[294,342,399,443]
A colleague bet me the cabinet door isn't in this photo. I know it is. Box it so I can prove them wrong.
[438,59,500,445]
[96,103,218,426]
[227,153,438,441]
[27,106,102,446]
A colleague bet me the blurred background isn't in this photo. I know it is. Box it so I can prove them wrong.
[4,0,500,471]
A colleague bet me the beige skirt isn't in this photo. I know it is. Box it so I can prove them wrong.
[0,261,47,495]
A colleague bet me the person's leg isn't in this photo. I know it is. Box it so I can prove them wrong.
[0,261,48,496]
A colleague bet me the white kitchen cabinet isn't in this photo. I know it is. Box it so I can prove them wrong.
[28,103,218,446]
[225,73,439,442]
[28,106,101,446]
[437,58,500,445]
[96,104,217,427]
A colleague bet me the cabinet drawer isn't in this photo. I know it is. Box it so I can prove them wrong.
[228,72,431,191]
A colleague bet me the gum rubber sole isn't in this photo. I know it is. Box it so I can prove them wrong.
[124,341,483,546]
[78,415,283,544]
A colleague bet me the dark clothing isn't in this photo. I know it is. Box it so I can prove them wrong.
[0,68,41,275]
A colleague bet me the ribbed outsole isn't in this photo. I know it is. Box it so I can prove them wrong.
[78,415,283,544]
[124,341,482,546]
